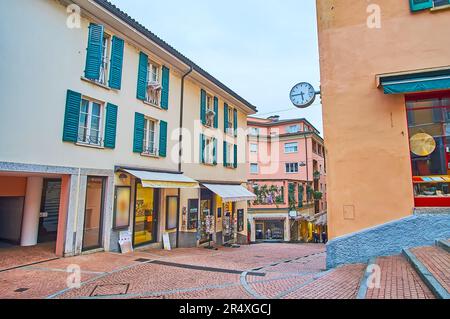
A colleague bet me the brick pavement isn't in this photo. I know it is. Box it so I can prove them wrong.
[0,243,440,299]
[365,255,435,299]
[411,246,450,293]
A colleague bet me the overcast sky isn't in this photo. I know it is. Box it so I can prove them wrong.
[109,0,323,134]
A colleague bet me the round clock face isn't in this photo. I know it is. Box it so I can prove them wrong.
[290,82,316,108]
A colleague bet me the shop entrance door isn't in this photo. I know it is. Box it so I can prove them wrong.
[82,177,105,251]
[133,184,159,247]
[222,202,235,244]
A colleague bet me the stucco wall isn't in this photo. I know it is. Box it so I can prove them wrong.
[316,0,450,239]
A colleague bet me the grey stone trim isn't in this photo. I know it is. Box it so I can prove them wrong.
[415,207,450,215]
[403,248,450,299]
[356,257,377,299]
[177,232,197,248]
[0,161,113,177]
[436,239,450,253]
[326,214,450,269]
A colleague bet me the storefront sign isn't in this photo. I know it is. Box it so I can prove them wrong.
[118,231,133,254]
[163,232,171,251]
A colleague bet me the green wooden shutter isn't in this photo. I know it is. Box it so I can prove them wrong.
[213,97,219,128]
[233,144,238,168]
[159,120,168,157]
[62,90,82,142]
[223,141,228,167]
[109,36,124,90]
[410,0,433,11]
[133,112,145,153]
[136,52,148,100]
[213,138,217,165]
[200,89,206,125]
[84,23,104,80]
[224,103,229,133]
[161,66,170,110]
[104,103,118,149]
[233,109,238,137]
[199,134,205,164]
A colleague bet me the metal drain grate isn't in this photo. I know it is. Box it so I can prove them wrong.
[135,258,151,263]
[90,283,130,297]
[14,288,29,293]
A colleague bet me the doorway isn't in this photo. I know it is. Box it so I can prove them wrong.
[133,183,159,247]
[82,176,105,251]
[38,179,61,244]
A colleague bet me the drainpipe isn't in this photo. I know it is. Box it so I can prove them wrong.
[176,66,193,249]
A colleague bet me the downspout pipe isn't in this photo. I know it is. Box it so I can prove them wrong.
[176,65,193,249]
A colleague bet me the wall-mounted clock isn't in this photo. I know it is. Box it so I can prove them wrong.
[290,82,318,108]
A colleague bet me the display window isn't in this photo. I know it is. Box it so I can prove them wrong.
[406,91,450,206]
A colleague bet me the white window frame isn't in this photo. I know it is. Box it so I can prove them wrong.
[249,127,260,136]
[226,106,234,135]
[96,33,111,86]
[202,136,215,165]
[250,143,258,153]
[284,142,298,154]
[142,117,158,156]
[227,143,234,167]
[205,93,215,128]
[77,98,104,147]
[285,163,299,174]
[286,125,300,134]
[250,163,259,174]
[146,60,162,106]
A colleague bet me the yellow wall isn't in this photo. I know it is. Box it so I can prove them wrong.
[316,0,450,239]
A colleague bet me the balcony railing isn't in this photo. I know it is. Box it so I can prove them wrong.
[77,134,103,147]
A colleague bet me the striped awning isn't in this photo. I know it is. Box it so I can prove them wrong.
[413,176,450,183]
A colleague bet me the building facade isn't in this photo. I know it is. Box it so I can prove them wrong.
[317,0,450,267]
[0,0,256,257]
[247,116,327,243]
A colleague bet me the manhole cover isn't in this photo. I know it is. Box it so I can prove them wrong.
[90,283,129,297]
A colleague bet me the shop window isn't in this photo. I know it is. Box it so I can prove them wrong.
[187,199,198,230]
[407,95,450,205]
[166,196,178,230]
[237,209,244,232]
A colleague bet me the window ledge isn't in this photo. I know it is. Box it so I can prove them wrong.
[431,4,450,12]
[141,153,160,159]
[80,77,112,91]
[75,142,105,150]
[142,100,163,110]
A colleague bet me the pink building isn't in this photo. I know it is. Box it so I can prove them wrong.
[247,116,327,243]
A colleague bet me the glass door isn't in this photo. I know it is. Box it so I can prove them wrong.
[133,183,159,246]
[82,177,105,251]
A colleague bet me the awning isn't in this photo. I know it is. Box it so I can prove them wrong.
[202,183,257,202]
[379,67,450,94]
[123,169,199,189]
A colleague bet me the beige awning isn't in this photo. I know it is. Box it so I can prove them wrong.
[202,183,257,202]
[123,169,199,189]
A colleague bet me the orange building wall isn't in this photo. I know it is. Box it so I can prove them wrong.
[316,1,450,239]
[0,176,27,197]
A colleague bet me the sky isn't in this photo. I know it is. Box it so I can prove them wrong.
[109,0,323,134]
